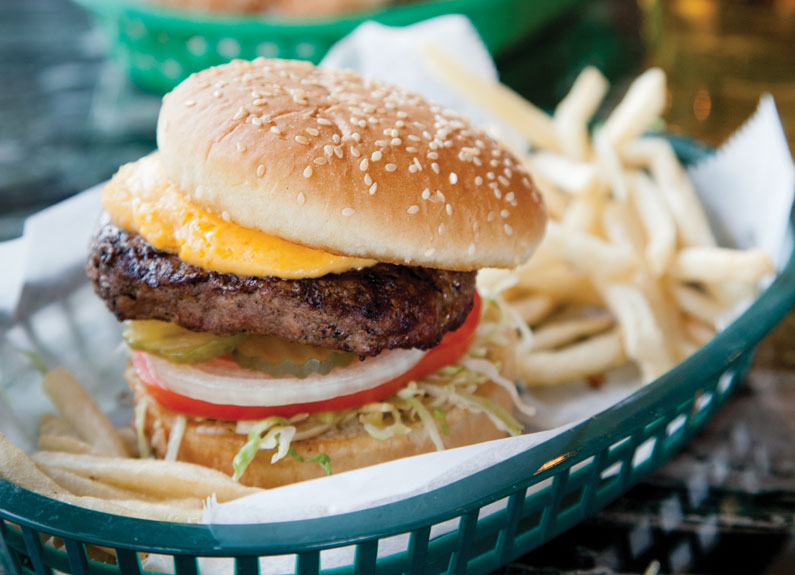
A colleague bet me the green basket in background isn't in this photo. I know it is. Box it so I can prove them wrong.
[1,141,794,574]
[72,0,584,93]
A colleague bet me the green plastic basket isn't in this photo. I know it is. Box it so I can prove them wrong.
[71,0,584,93]
[1,141,794,574]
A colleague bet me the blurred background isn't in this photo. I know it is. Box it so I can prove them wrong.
[0,0,793,573]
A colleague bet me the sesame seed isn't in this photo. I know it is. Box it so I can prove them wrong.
[490,159,499,167]
[505,192,515,202]
[494,189,502,199]
[332,134,341,144]
[303,166,313,178]
[322,145,333,157]
[445,204,452,216]
[360,158,369,171]
[184,100,196,107]
[438,224,446,235]
[504,224,513,236]
[449,172,458,185]
[306,127,319,136]
[350,146,361,158]
[375,140,388,147]
[270,126,281,135]
[352,132,361,142]
[317,118,332,126]
[391,138,402,146]
[422,188,431,200]
[396,120,405,128]
[250,116,263,126]
[475,176,483,186]
[257,164,266,177]
[364,174,373,186]
[409,165,418,174]
[295,135,309,145]
[369,183,378,195]
[498,175,510,187]
[431,162,440,174]
[357,120,367,128]
[221,211,230,222]
[522,177,531,188]
[253,98,267,106]
[413,158,422,171]
[405,146,417,153]
[437,190,446,202]
[397,110,408,119]
[385,163,397,172]
[297,192,306,206]
[501,209,509,218]
[504,167,513,178]
[342,207,356,217]
[487,172,495,180]
[371,150,382,162]
[236,142,246,152]
[334,146,343,159]
[407,205,420,214]
[408,134,421,142]
[424,248,435,257]
[213,90,223,98]
[313,157,327,165]
[423,131,432,140]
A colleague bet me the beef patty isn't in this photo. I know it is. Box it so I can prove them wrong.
[86,219,477,357]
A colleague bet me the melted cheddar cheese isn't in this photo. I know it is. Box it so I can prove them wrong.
[102,154,376,279]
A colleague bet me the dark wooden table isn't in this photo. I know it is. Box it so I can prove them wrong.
[0,0,793,573]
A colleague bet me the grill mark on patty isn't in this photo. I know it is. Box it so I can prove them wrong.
[86,218,476,357]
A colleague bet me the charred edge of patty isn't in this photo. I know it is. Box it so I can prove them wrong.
[86,219,477,357]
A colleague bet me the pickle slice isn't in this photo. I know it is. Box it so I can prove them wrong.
[123,320,245,364]
[232,335,355,379]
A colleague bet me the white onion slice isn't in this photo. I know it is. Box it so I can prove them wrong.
[142,348,426,407]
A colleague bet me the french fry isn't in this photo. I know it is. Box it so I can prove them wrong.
[670,247,775,283]
[519,329,627,386]
[38,414,77,438]
[508,295,557,326]
[53,494,202,523]
[602,201,646,256]
[554,66,609,160]
[527,152,604,196]
[622,138,716,247]
[562,196,604,235]
[38,434,97,455]
[32,451,261,502]
[42,367,128,458]
[530,316,614,351]
[629,171,677,276]
[418,42,560,150]
[38,465,146,500]
[601,283,675,382]
[683,318,716,347]
[542,221,636,278]
[510,262,602,306]
[670,283,724,327]
[602,68,667,146]
[594,128,628,200]
[0,433,68,498]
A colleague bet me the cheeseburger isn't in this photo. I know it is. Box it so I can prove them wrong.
[86,58,546,487]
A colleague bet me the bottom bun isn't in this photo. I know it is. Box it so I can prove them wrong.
[127,366,512,488]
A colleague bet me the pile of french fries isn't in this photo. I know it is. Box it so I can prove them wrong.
[0,367,261,524]
[423,47,774,386]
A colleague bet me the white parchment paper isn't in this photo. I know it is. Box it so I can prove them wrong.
[1,15,793,575]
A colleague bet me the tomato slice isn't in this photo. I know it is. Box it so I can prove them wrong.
[136,293,482,420]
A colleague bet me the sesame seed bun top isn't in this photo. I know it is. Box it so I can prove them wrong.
[157,58,546,270]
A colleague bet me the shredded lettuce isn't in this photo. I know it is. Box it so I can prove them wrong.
[14,348,49,375]
[288,448,332,476]
[447,388,523,436]
[232,416,292,481]
[134,396,152,458]
[459,357,536,417]
[164,414,186,461]
[403,396,444,451]
[433,408,450,436]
